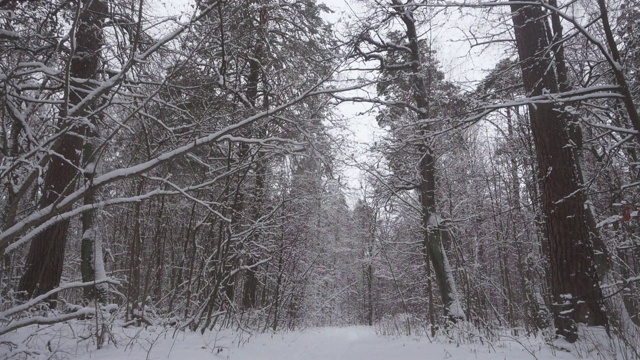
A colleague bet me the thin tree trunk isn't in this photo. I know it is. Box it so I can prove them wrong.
[126,180,144,320]
[152,195,167,302]
[241,1,268,308]
[595,0,640,139]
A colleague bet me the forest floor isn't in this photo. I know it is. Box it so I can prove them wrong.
[4,322,622,360]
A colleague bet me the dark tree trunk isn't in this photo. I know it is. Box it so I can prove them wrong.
[18,0,106,302]
[126,180,144,320]
[241,159,264,309]
[392,0,463,321]
[547,0,610,276]
[241,4,268,308]
[509,1,608,342]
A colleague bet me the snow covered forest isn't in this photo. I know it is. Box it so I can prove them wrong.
[1,0,640,358]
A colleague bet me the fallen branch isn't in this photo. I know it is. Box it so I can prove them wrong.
[0,278,119,319]
[0,307,96,336]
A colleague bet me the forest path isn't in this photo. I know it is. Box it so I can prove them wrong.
[76,325,568,360]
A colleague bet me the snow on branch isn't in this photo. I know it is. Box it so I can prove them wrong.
[0,279,119,336]
[0,279,119,319]
[478,85,623,110]
[66,1,221,118]
[0,308,96,336]
[0,75,340,253]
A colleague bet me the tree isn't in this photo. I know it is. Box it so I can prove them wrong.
[353,1,467,323]
[17,0,108,302]
[509,0,608,342]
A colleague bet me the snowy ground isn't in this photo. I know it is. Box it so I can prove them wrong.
[4,323,628,360]
[73,326,550,360]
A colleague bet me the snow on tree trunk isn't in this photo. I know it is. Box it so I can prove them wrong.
[441,237,465,321]
[81,226,108,300]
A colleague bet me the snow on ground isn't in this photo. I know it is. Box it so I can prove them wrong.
[3,323,629,359]
[75,326,548,360]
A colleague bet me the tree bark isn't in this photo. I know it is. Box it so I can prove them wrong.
[547,0,610,276]
[18,0,106,302]
[509,1,608,342]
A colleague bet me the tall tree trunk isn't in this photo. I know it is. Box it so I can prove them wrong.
[391,0,464,322]
[242,159,264,309]
[19,0,106,302]
[126,180,144,320]
[241,0,268,309]
[547,1,610,275]
[509,1,608,342]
